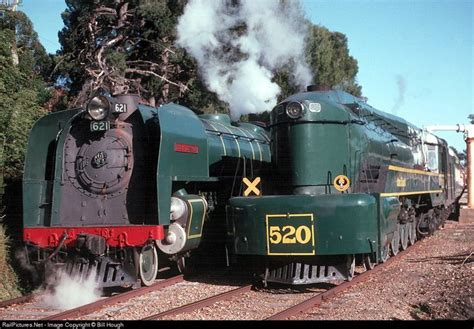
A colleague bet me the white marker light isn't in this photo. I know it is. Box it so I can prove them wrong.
[286,102,304,119]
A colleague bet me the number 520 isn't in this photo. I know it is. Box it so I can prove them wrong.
[269,225,312,244]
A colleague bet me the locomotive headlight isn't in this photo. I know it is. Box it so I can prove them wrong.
[87,96,110,121]
[286,101,304,119]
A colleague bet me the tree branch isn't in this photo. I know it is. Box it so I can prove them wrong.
[125,68,189,92]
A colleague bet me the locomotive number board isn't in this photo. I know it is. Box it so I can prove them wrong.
[90,121,110,132]
[266,213,315,256]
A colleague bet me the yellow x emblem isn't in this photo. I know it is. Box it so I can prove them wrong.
[243,177,261,196]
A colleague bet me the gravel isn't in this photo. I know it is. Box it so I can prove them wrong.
[79,275,247,320]
[293,220,474,320]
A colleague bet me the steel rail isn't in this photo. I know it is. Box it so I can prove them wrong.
[144,284,253,320]
[266,242,422,320]
[42,274,184,320]
[0,293,36,309]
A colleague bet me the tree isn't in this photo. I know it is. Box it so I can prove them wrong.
[264,22,363,108]
[0,7,50,180]
[451,147,467,166]
[259,22,363,120]
[55,0,218,109]
[468,114,474,124]
[305,24,362,97]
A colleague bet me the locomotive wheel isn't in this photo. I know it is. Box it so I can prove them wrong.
[428,219,437,235]
[363,253,376,271]
[408,220,417,245]
[347,255,356,281]
[399,224,409,250]
[176,256,194,275]
[380,244,390,263]
[139,244,158,286]
[177,256,186,273]
[416,213,429,239]
[390,226,400,256]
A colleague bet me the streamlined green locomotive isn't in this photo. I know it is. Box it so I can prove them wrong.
[226,87,464,284]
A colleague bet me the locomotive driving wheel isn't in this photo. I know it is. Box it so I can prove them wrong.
[399,223,409,250]
[176,255,194,275]
[390,225,400,256]
[347,255,356,281]
[139,244,158,286]
[380,244,390,263]
[408,220,417,245]
[363,253,376,271]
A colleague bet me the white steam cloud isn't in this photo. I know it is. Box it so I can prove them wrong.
[177,0,313,120]
[39,270,102,310]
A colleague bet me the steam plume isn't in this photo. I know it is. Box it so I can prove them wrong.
[391,75,406,115]
[39,270,102,310]
[177,0,313,120]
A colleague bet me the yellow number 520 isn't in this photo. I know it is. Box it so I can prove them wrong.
[269,225,312,244]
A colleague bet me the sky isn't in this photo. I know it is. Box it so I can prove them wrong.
[20,0,473,152]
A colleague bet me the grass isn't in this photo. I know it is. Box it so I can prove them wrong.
[410,303,433,320]
[0,217,22,301]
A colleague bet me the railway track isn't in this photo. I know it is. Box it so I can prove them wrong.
[0,240,421,321]
[0,294,36,309]
[0,275,183,320]
[139,242,422,320]
[143,284,254,320]
[267,243,421,320]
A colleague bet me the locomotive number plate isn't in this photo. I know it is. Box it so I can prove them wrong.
[113,103,127,113]
[90,121,110,132]
[266,214,315,255]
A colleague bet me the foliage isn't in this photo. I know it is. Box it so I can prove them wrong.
[0,222,22,301]
[450,147,467,167]
[56,0,214,109]
[305,24,362,97]
[273,23,362,103]
[0,8,51,180]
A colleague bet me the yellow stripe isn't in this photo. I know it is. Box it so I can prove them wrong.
[243,129,265,161]
[215,122,241,158]
[380,189,443,197]
[205,120,227,156]
[254,133,263,161]
[187,198,207,239]
[267,252,316,256]
[388,165,442,177]
[235,127,255,160]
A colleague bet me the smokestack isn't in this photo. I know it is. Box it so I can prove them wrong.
[307,85,331,92]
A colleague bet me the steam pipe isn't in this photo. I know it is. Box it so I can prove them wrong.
[425,124,474,138]
[424,124,474,208]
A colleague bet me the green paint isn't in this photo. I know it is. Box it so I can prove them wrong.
[227,194,379,256]
[23,109,78,227]
[155,104,209,225]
